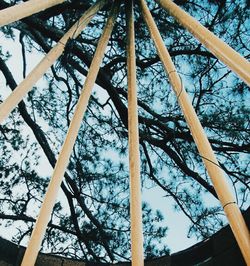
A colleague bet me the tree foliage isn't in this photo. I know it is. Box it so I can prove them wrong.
[0,0,249,262]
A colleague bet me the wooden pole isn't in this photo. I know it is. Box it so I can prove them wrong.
[0,0,65,27]
[139,0,250,264]
[155,0,250,87]
[126,0,144,265]
[0,0,107,124]
[20,2,119,266]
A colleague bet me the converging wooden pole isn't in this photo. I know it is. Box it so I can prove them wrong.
[139,0,250,264]
[20,2,120,266]
[0,0,107,124]
[0,0,65,27]
[155,0,250,86]
[126,0,144,265]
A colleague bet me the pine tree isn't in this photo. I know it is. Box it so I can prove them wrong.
[0,0,249,262]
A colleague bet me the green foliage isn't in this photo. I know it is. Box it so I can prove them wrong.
[0,0,249,263]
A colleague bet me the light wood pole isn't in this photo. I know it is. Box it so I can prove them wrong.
[0,0,65,27]
[139,0,250,264]
[0,0,107,124]
[126,0,144,265]
[155,0,250,87]
[20,2,120,266]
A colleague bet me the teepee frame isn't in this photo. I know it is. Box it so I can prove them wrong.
[0,0,66,27]
[0,0,249,265]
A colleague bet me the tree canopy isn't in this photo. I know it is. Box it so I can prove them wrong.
[0,0,249,263]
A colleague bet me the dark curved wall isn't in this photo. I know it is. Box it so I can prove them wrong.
[0,207,249,266]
